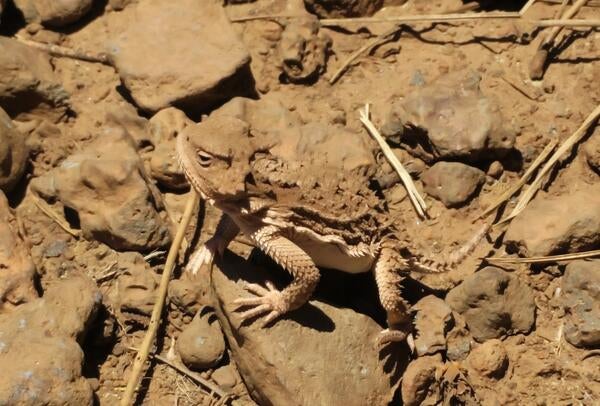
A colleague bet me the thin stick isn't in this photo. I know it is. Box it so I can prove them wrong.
[359,104,428,218]
[329,25,402,84]
[120,191,199,406]
[478,139,558,220]
[497,104,600,225]
[541,0,600,6]
[125,347,232,401]
[31,193,80,237]
[533,18,600,26]
[486,249,600,264]
[13,35,111,65]
[519,0,538,16]
[320,11,521,26]
[529,0,589,79]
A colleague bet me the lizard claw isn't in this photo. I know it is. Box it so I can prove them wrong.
[374,328,412,351]
[185,238,223,275]
[233,281,288,328]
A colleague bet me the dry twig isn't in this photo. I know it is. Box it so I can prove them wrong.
[120,191,199,406]
[497,104,600,225]
[478,139,558,221]
[31,193,80,237]
[486,249,600,264]
[359,104,428,218]
[529,0,589,80]
[14,35,111,65]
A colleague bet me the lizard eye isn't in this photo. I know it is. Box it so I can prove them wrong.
[197,150,213,167]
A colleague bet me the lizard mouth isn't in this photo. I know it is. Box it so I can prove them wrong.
[176,133,215,203]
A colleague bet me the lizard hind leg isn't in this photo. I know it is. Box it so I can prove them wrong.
[233,225,321,328]
[373,246,413,350]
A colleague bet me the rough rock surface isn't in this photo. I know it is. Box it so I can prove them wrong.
[304,0,383,17]
[0,275,100,405]
[413,295,454,356]
[176,309,226,370]
[0,37,68,117]
[381,70,515,162]
[105,0,252,112]
[583,134,600,173]
[209,253,399,406]
[422,161,485,207]
[0,107,28,193]
[13,0,94,26]
[278,18,331,83]
[561,260,600,347]
[147,107,193,189]
[401,354,443,406]
[30,127,171,251]
[504,187,600,256]
[467,339,508,379]
[446,267,536,342]
[0,191,38,311]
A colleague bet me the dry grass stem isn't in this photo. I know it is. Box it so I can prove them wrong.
[359,104,428,218]
[533,18,600,26]
[479,139,558,221]
[126,346,233,403]
[497,104,600,224]
[486,249,600,264]
[14,35,111,64]
[120,191,199,406]
[31,193,81,237]
[319,11,521,26]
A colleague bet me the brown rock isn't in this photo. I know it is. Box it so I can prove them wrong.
[562,260,600,347]
[0,37,69,117]
[467,339,508,378]
[504,187,600,257]
[176,309,226,370]
[0,191,38,312]
[446,267,535,342]
[304,0,383,17]
[401,354,443,406]
[0,107,28,193]
[382,70,515,162]
[147,107,193,189]
[209,253,399,406]
[13,0,93,26]
[104,0,252,112]
[413,295,454,356]
[422,162,485,207]
[30,127,171,251]
[583,134,600,173]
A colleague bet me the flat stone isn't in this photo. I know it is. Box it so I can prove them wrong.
[0,107,28,193]
[504,187,600,257]
[422,161,485,207]
[209,252,400,406]
[446,267,536,342]
[562,260,600,348]
[13,0,94,26]
[104,0,252,112]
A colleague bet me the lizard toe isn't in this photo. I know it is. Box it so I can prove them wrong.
[374,328,409,350]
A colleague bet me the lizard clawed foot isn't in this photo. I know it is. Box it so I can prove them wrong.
[233,281,289,328]
[185,238,223,275]
[374,328,415,352]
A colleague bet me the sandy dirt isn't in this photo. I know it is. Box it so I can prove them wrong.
[0,0,599,405]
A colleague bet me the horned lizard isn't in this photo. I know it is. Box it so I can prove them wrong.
[176,101,485,348]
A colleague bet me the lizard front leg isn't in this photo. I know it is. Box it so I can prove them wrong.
[186,213,240,274]
[373,246,413,349]
[234,225,321,327]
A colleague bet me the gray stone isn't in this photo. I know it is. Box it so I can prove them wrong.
[446,267,536,342]
[562,260,600,348]
[422,161,485,207]
[504,187,600,257]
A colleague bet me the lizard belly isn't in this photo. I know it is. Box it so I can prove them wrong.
[289,233,374,274]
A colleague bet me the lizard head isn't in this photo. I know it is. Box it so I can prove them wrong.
[177,114,271,203]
